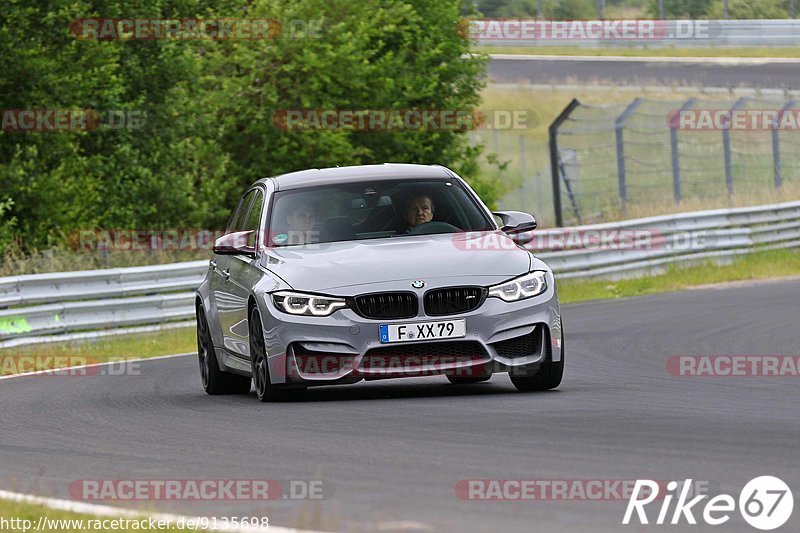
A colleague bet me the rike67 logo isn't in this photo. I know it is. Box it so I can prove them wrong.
[624,476,793,530]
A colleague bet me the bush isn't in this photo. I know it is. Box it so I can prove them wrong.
[0,199,17,255]
[706,0,791,18]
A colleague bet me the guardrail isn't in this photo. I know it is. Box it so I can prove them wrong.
[0,261,207,307]
[535,200,800,279]
[480,19,800,48]
[0,261,207,342]
[1,199,798,343]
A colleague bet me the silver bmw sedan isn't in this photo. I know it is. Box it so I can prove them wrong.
[196,163,563,401]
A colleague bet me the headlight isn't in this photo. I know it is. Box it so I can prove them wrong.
[488,271,548,302]
[272,291,347,316]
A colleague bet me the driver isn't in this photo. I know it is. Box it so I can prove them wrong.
[404,192,434,231]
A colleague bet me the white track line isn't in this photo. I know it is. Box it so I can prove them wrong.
[0,352,193,381]
[0,489,322,532]
[487,53,800,64]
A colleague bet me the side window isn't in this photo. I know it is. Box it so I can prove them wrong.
[225,200,241,233]
[243,190,264,247]
[227,190,255,233]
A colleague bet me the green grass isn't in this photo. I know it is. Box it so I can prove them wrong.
[0,326,196,376]
[0,499,212,532]
[557,248,800,304]
[476,45,800,58]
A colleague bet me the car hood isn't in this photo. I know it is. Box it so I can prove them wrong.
[260,232,532,294]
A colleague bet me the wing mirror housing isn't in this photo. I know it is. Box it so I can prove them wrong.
[493,211,537,245]
[213,231,256,257]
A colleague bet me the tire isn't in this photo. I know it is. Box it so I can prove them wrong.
[249,306,292,402]
[197,305,251,395]
[510,322,564,392]
[446,375,491,385]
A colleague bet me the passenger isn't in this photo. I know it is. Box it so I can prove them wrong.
[283,199,318,245]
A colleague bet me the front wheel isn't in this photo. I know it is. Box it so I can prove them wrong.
[249,306,291,402]
[197,305,251,395]
[510,323,564,392]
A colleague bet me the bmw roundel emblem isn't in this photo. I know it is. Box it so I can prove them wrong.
[411,280,425,289]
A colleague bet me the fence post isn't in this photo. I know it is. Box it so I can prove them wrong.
[548,98,581,227]
[772,100,795,190]
[670,98,698,205]
[534,171,544,217]
[722,97,747,197]
[615,98,644,215]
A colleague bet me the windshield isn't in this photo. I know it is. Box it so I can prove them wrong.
[267,178,494,246]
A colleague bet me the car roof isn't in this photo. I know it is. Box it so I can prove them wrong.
[257,163,455,191]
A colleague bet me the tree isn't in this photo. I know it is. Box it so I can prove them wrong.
[1,0,491,255]
[197,0,491,210]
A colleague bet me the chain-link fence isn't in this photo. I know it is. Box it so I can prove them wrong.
[543,97,800,226]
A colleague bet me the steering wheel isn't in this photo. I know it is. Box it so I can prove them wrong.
[407,221,460,235]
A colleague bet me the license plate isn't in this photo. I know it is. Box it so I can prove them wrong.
[379,319,466,344]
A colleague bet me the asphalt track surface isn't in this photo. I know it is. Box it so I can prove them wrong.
[1,280,799,532]
[488,56,800,88]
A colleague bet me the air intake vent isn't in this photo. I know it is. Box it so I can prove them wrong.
[491,327,544,359]
[424,287,485,316]
[354,292,418,319]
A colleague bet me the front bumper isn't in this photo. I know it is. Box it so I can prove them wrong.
[257,274,562,386]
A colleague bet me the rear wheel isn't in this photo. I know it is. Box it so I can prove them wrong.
[249,306,293,402]
[197,305,251,395]
[510,323,564,392]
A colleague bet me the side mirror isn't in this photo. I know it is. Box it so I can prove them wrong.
[213,231,256,257]
[493,211,537,246]
[493,211,537,234]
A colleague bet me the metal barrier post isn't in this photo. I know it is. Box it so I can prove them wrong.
[723,97,748,197]
[670,98,698,204]
[772,100,795,190]
[615,98,644,214]
[548,98,581,227]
